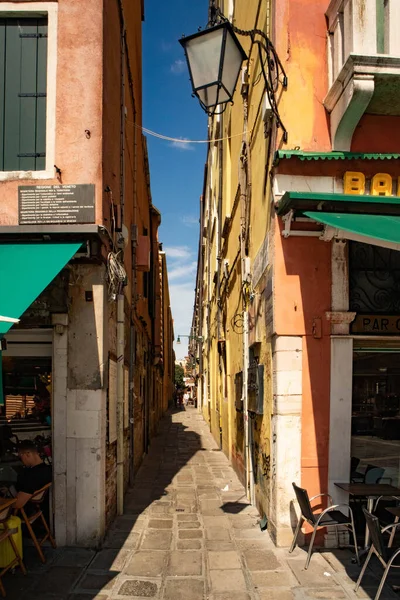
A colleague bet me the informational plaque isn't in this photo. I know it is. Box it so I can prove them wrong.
[18,184,95,225]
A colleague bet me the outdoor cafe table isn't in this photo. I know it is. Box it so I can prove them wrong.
[335,482,400,550]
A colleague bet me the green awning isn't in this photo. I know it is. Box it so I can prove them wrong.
[304,212,400,245]
[274,150,400,162]
[276,191,400,216]
[0,242,81,335]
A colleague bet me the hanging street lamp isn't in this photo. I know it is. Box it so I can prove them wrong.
[179,3,288,138]
[179,21,247,116]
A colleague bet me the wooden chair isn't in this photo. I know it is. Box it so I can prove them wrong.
[0,498,26,597]
[18,483,56,564]
[289,482,360,569]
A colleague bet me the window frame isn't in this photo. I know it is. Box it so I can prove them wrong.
[0,2,57,181]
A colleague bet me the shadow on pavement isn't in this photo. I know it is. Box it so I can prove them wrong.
[4,408,200,600]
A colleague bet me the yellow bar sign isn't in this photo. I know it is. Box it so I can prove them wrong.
[352,315,400,334]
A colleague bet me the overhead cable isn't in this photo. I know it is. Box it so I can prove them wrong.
[127,121,251,144]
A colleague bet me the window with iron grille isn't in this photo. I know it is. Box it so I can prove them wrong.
[0,17,48,172]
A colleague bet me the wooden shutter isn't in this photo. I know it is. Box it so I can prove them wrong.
[0,17,48,172]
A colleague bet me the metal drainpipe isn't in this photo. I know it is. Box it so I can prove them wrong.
[244,108,255,507]
[198,191,205,412]
[117,0,138,487]
[117,294,125,516]
[217,125,223,447]
[239,97,253,504]
[116,1,126,516]
[129,98,138,486]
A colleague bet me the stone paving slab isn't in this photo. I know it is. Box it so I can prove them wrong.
[4,408,400,600]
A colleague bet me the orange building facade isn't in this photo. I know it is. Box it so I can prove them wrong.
[0,0,173,547]
[272,0,400,545]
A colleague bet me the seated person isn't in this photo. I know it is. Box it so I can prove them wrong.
[14,440,52,511]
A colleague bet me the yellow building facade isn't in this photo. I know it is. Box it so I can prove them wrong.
[192,0,278,537]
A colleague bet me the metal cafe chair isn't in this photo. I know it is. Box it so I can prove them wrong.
[289,482,360,570]
[355,508,400,600]
[352,464,385,484]
[17,483,56,564]
[0,498,26,597]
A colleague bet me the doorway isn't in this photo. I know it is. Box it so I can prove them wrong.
[352,340,400,487]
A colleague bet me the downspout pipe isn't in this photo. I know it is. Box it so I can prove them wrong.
[217,129,223,343]
[216,125,223,447]
[117,0,137,487]
[117,294,125,516]
[239,97,253,503]
[117,0,126,516]
[198,191,205,411]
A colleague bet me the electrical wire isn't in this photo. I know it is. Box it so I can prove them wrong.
[127,121,251,145]
[107,251,127,300]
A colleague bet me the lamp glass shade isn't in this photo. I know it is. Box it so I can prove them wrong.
[180,21,247,112]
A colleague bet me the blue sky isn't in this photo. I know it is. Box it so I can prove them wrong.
[142,0,208,359]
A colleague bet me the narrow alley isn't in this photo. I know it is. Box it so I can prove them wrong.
[3,407,399,600]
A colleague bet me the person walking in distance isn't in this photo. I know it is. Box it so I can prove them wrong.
[183,389,189,406]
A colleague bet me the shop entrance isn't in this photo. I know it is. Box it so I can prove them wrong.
[352,340,400,487]
[0,329,53,525]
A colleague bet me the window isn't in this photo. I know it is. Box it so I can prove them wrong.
[0,17,48,171]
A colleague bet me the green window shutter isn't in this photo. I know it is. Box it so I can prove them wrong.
[1,17,47,172]
[36,19,48,171]
[4,19,22,171]
[376,0,385,53]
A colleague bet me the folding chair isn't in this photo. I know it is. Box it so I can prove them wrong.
[0,498,26,597]
[18,483,56,564]
[355,508,400,600]
[289,482,360,569]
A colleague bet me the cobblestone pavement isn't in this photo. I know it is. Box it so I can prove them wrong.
[6,407,400,599]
